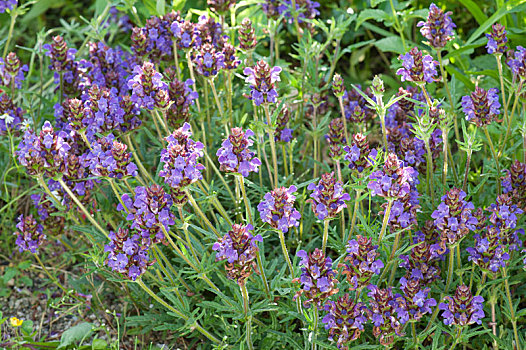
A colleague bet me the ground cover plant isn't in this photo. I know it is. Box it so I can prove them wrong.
[1,0,526,348]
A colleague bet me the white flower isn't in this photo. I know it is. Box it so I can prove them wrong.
[0,113,14,125]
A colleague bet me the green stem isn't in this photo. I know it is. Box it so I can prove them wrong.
[3,9,17,58]
[449,327,462,350]
[337,98,350,146]
[425,140,436,206]
[186,190,221,238]
[442,126,449,194]
[36,175,64,210]
[34,253,70,295]
[484,127,501,194]
[379,111,389,153]
[436,50,459,142]
[388,0,407,51]
[240,282,254,350]
[347,188,361,241]
[136,279,221,344]
[311,306,319,350]
[278,230,294,279]
[322,219,330,254]
[502,267,521,350]
[499,79,523,157]
[289,0,302,43]
[496,54,508,124]
[462,150,472,192]
[173,41,181,81]
[124,134,151,185]
[377,200,393,243]
[264,104,279,186]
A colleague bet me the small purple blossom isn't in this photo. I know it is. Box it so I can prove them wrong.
[192,43,225,78]
[462,87,501,127]
[486,23,508,55]
[396,47,438,84]
[344,133,378,173]
[0,52,28,89]
[394,277,436,324]
[127,61,167,110]
[243,60,281,106]
[14,215,46,254]
[417,3,456,49]
[439,284,485,326]
[341,235,384,290]
[0,0,16,12]
[257,186,301,233]
[507,46,526,78]
[216,127,261,177]
[367,285,405,347]
[307,172,351,220]
[399,232,442,284]
[368,153,418,200]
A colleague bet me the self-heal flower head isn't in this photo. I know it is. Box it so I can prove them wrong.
[194,15,228,49]
[368,153,418,200]
[117,185,176,245]
[342,86,376,123]
[399,232,442,284]
[322,294,370,350]
[487,193,523,251]
[293,249,339,308]
[81,134,138,179]
[502,160,526,211]
[467,226,510,274]
[344,133,378,174]
[462,87,501,127]
[222,43,241,70]
[17,120,71,177]
[486,23,508,55]
[192,43,225,78]
[14,215,46,254]
[396,47,438,84]
[159,123,205,190]
[238,18,257,51]
[0,52,28,89]
[367,285,405,347]
[0,93,23,133]
[243,60,281,106]
[104,227,152,281]
[307,173,351,221]
[431,188,478,245]
[217,127,261,177]
[387,186,421,231]
[127,61,167,110]
[394,277,436,324]
[326,118,346,160]
[417,3,456,49]
[213,224,262,285]
[278,0,320,24]
[164,68,199,129]
[507,46,526,78]
[340,235,384,290]
[0,0,17,12]
[275,104,293,143]
[257,186,301,233]
[439,284,485,326]
[208,0,236,14]
[332,73,345,98]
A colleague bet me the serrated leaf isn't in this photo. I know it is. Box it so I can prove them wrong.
[355,9,390,29]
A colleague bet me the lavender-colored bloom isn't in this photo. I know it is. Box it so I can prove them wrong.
[439,284,485,326]
[341,235,384,290]
[213,224,262,285]
[117,185,175,245]
[0,52,28,89]
[368,153,418,200]
[164,70,198,128]
[326,118,345,160]
[399,232,442,284]
[417,3,456,49]
[81,134,138,179]
[367,285,405,347]
[14,215,46,254]
[277,0,320,23]
[127,62,167,110]
[342,86,375,124]
[462,87,501,127]
[344,133,378,173]
[332,73,345,98]
[243,60,281,106]
[467,227,510,273]
[431,188,478,245]
[307,173,350,220]
[222,43,240,70]
[486,193,523,251]
[486,23,508,55]
[275,104,293,143]
[217,127,261,177]
[294,249,338,308]
[507,46,526,78]
[0,0,17,12]
[159,123,205,190]
[322,294,370,349]
[104,227,152,281]
[238,18,257,51]
[502,160,526,211]
[394,277,436,324]
[257,186,301,233]
[387,187,420,231]
[192,43,225,77]
[208,0,236,14]
[194,15,228,49]
[0,93,24,133]
[396,47,438,84]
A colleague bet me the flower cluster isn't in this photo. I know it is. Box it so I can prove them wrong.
[164,69,199,128]
[343,133,378,173]
[332,73,345,98]
[278,0,320,24]
[467,225,510,274]
[31,194,65,236]
[487,193,523,251]
[81,134,138,179]
[431,188,478,245]
[14,215,46,254]
[397,47,438,84]
[439,284,485,326]
[399,232,442,284]
[394,277,436,324]
[340,235,384,290]
[0,0,16,12]
[307,173,350,220]
[243,60,281,106]
[342,86,375,124]
[486,23,508,55]
[507,46,526,78]
[367,285,404,347]
[368,153,418,200]
[192,43,225,77]
[104,227,152,281]
[0,52,28,89]
[417,3,456,49]
[326,118,346,160]
[128,61,168,110]
[159,123,205,191]
[294,248,339,307]
[462,87,501,127]
[238,18,257,51]
[208,0,236,14]
[502,160,526,210]
[217,127,261,177]
[213,224,262,285]
[118,185,175,245]
[322,294,370,349]
[258,185,301,233]
[275,104,293,143]
[0,93,24,132]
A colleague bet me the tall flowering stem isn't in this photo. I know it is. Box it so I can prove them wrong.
[185,189,221,238]
[264,104,279,186]
[333,74,349,145]
[502,267,522,350]
[240,282,254,350]
[377,199,393,243]
[436,50,459,141]
[484,126,501,194]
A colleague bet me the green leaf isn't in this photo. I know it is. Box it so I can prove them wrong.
[460,0,488,25]
[156,0,166,15]
[2,267,17,284]
[374,36,405,54]
[21,320,34,336]
[58,322,93,349]
[371,0,386,7]
[465,0,526,45]
[355,9,390,29]
[445,65,475,90]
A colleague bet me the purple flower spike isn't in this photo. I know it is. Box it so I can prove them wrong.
[368,153,418,200]
[243,60,281,106]
[307,172,350,221]
[14,215,46,254]
[344,133,378,173]
[394,277,436,324]
[341,235,384,290]
[322,294,370,349]
[399,232,442,285]
[0,0,17,12]
[367,285,405,347]
[128,61,168,110]
[104,227,153,281]
[439,284,485,326]
[467,226,510,274]
[486,23,508,55]
[216,127,261,177]
[502,160,526,211]
[507,46,526,78]
[275,105,293,143]
[257,186,301,233]
[0,52,28,89]
[192,43,225,78]
[212,224,261,285]
[417,3,456,49]
[462,86,501,127]
[293,248,338,308]
[396,47,438,84]
[159,122,205,190]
